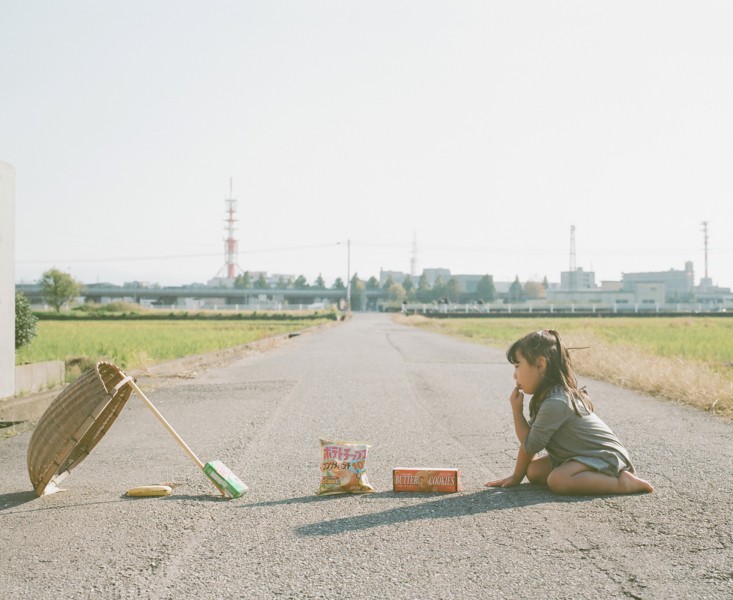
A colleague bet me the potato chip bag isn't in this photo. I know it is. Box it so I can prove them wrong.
[317,438,375,496]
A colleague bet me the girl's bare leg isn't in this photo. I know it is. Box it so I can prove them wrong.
[526,455,552,486]
[547,461,654,495]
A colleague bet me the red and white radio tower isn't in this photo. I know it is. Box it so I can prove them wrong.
[216,178,243,281]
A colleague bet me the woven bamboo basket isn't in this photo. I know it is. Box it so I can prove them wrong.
[27,361,133,496]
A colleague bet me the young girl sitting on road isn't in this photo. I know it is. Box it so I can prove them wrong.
[485,329,653,495]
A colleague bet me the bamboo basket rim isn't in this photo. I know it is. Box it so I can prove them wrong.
[27,361,133,496]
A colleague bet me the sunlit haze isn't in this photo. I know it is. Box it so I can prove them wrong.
[3,2,731,288]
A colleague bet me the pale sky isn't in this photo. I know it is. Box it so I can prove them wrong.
[2,1,732,289]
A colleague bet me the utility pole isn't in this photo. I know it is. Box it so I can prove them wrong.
[338,239,351,311]
[346,239,351,311]
[410,232,418,279]
[701,221,709,280]
[569,224,577,293]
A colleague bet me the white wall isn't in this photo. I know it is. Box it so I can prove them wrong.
[0,162,15,398]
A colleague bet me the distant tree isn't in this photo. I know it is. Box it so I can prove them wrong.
[332,277,345,290]
[350,274,366,311]
[293,275,309,289]
[387,283,406,302]
[446,277,463,302]
[542,276,549,290]
[508,276,524,303]
[366,276,380,290]
[381,276,395,290]
[313,274,326,290]
[524,280,545,300]
[276,276,289,290]
[40,268,83,312]
[402,275,415,299]
[432,275,448,303]
[15,291,37,349]
[254,273,269,289]
[234,272,251,289]
[476,275,496,302]
[416,273,432,303]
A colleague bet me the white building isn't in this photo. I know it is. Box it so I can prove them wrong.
[560,268,596,290]
[0,162,15,398]
[622,262,695,302]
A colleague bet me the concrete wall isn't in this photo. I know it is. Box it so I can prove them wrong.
[15,361,65,395]
[0,161,15,399]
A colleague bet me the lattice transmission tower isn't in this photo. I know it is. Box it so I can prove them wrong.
[214,178,244,281]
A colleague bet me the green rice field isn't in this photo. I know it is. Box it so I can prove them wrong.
[412,317,733,365]
[15,314,733,416]
[15,316,333,372]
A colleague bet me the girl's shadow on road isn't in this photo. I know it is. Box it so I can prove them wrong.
[288,486,595,537]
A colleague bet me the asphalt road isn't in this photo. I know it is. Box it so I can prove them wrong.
[1,313,732,599]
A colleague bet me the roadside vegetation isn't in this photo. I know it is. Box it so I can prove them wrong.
[16,305,336,380]
[397,315,733,418]
[15,291,38,349]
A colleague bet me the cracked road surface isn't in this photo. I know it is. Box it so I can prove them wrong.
[1,314,732,598]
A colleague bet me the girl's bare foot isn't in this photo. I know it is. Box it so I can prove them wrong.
[618,470,654,494]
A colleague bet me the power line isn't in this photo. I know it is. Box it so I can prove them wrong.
[16,242,733,265]
[17,253,221,264]
[16,243,344,264]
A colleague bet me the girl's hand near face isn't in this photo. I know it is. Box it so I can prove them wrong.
[509,385,525,411]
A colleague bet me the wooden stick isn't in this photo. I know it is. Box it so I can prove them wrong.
[126,379,226,496]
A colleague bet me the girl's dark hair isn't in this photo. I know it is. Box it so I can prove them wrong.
[506,329,592,419]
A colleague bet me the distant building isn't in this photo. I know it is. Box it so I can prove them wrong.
[381,268,462,288]
[493,281,512,298]
[547,268,598,303]
[379,269,493,295]
[452,274,485,294]
[622,261,694,302]
[421,268,452,286]
[560,268,596,290]
[379,269,408,286]
[696,277,733,305]
[123,281,158,289]
[207,276,235,288]
[549,265,668,305]
[270,274,296,288]
[547,262,709,305]
[546,284,664,306]
[208,271,287,289]
[600,280,623,292]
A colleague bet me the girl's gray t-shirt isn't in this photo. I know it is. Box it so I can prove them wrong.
[524,386,634,476]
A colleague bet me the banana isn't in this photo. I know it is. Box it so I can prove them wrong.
[125,485,173,497]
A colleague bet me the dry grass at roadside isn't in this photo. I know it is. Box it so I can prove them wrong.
[396,314,733,419]
[558,331,732,418]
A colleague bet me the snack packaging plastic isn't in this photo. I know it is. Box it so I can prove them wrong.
[317,438,375,496]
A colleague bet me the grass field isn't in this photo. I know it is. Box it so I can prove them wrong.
[16,316,333,378]
[397,315,733,418]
